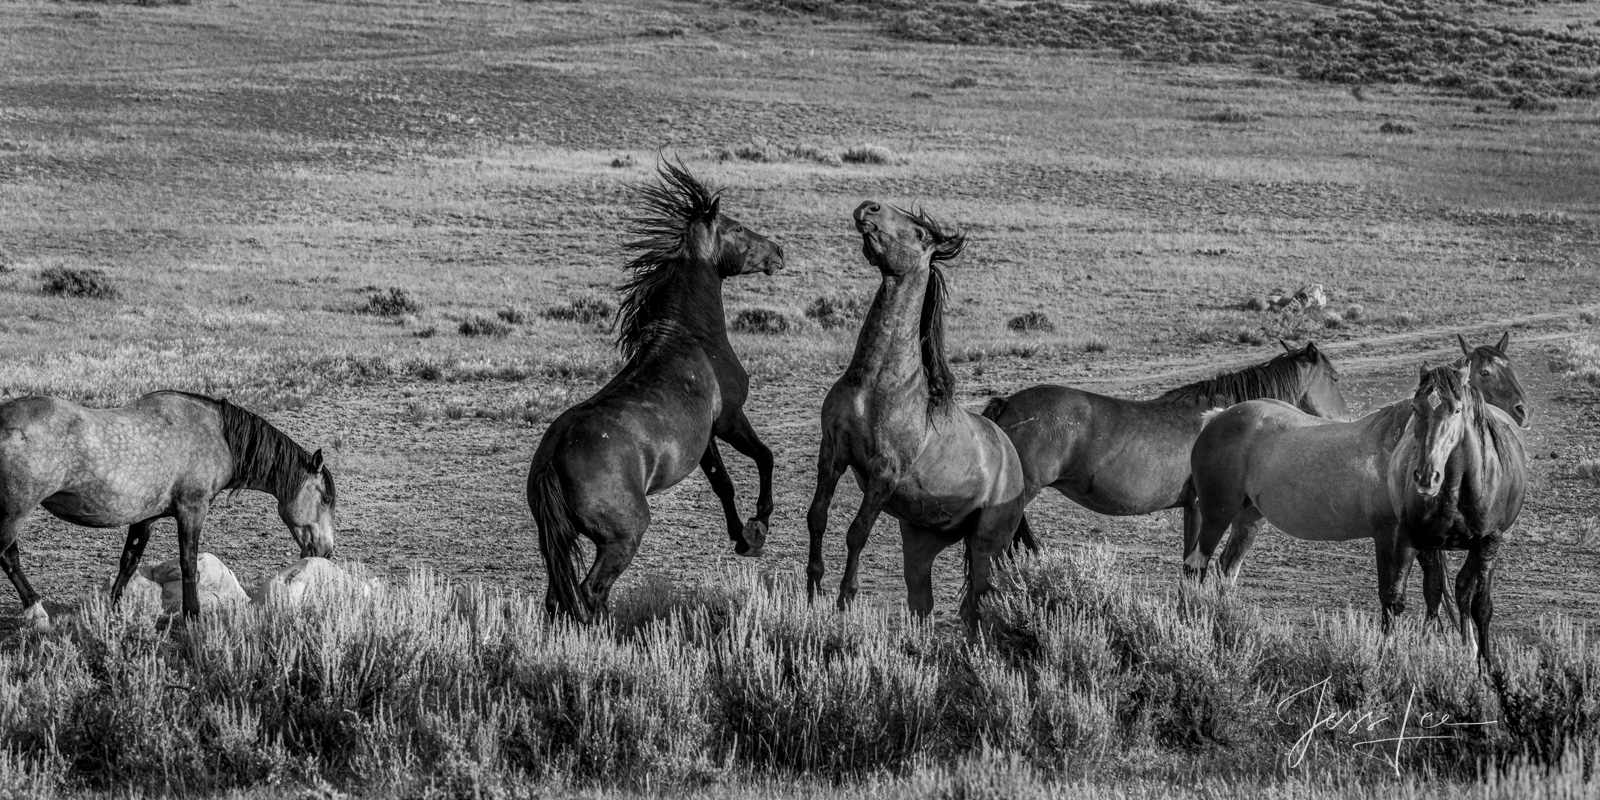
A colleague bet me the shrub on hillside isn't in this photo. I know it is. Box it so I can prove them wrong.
[542,294,616,325]
[40,266,119,299]
[1006,311,1056,333]
[458,315,512,337]
[362,287,422,316]
[805,293,871,330]
[731,307,803,335]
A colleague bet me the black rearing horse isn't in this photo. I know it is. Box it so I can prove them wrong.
[528,161,784,622]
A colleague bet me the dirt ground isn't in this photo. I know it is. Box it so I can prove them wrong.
[2,0,1599,647]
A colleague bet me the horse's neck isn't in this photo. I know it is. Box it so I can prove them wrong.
[646,260,732,354]
[844,269,928,394]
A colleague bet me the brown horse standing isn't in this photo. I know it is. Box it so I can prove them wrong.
[1390,364,1527,663]
[806,202,1025,630]
[528,162,783,622]
[0,391,336,626]
[982,341,1348,554]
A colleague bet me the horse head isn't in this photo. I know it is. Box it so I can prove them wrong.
[1457,331,1529,428]
[854,201,965,276]
[1405,364,1475,498]
[1284,341,1349,420]
[280,448,337,559]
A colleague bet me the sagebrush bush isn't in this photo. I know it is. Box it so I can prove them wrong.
[805,293,871,330]
[40,266,118,299]
[458,315,512,337]
[4,551,1600,795]
[841,145,896,165]
[731,307,803,335]
[361,286,422,316]
[543,295,616,325]
[1007,311,1055,333]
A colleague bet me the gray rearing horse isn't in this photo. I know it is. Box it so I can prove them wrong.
[0,390,337,627]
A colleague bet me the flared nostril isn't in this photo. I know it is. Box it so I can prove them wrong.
[864,202,880,214]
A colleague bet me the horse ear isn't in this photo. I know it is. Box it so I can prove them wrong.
[707,196,721,218]
[1496,331,1510,353]
[1457,333,1472,358]
[1280,339,1293,354]
[1305,341,1319,356]
[310,448,324,472]
[1418,364,1429,381]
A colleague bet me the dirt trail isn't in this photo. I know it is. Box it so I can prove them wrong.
[1076,303,1599,393]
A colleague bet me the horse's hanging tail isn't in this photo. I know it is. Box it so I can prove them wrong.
[529,462,589,621]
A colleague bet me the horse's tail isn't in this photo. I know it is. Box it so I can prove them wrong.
[980,396,1008,423]
[529,461,588,621]
[1198,407,1228,431]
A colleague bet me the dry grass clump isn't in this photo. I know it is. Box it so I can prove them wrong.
[1202,106,1260,124]
[40,266,119,299]
[457,315,512,337]
[361,286,422,317]
[805,293,871,330]
[1549,335,1600,387]
[542,294,616,325]
[731,307,804,335]
[841,144,896,165]
[1577,458,1600,484]
[1006,311,1056,333]
[710,139,844,167]
[1379,120,1416,134]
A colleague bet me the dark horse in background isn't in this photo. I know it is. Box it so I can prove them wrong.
[529,161,784,622]
[807,202,1025,630]
[0,390,337,627]
[982,340,1348,555]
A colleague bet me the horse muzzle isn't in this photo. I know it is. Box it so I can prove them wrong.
[1413,468,1444,497]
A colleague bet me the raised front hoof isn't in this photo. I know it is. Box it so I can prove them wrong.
[735,520,768,557]
[21,603,51,633]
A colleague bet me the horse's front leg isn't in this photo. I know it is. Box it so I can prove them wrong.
[1458,539,1500,665]
[0,512,46,629]
[109,519,157,607]
[699,441,756,555]
[1375,529,1418,633]
[174,502,209,619]
[1416,549,1453,630]
[717,409,775,554]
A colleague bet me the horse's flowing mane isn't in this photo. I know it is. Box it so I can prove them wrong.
[615,160,724,361]
[905,206,965,409]
[164,391,333,506]
[1154,345,1334,408]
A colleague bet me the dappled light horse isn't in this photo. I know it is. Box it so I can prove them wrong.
[0,390,336,626]
[806,202,1025,630]
[982,340,1347,554]
[528,161,784,623]
[1389,365,1526,663]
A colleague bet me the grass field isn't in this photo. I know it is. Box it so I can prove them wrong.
[3,0,1600,795]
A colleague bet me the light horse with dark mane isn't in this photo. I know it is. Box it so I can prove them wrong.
[1188,341,1528,663]
[0,390,336,626]
[529,161,783,622]
[982,340,1348,554]
[806,202,1025,630]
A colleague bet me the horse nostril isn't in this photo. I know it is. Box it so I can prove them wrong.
[865,202,880,214]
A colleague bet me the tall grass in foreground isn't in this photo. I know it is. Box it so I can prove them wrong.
[1,551,1598,798]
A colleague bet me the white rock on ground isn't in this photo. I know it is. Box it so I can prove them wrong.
[249,557,375,606]
[105,553,249,614]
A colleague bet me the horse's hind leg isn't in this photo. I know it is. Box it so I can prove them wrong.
[574,496,649,616]
[959,506,1020,633]
[1185,495,1239,582]
[109,519,156,607]
[699,442,754,555]
[898,522,954,619]
[0,512,45,629]
[1215,510,1264,586]
[1007,513,1040,557]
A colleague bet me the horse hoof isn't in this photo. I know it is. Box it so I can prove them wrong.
[21,603,51,632]
[741,519,769,553]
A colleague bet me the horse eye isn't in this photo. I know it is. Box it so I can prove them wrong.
[1479,369,1490,377]
[914,228,925,240]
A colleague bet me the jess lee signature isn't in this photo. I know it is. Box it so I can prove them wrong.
[1278,677,1496,773]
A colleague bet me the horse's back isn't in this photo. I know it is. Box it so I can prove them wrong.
[1,392,232,525]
